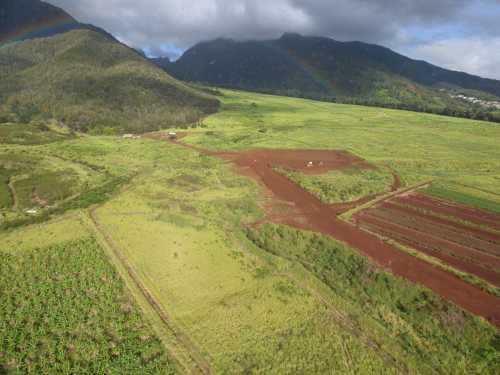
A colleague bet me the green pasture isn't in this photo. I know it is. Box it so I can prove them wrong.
[181,89,500,198]
[90,141,400,373]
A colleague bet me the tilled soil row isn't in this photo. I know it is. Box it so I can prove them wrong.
[355,211,500,271]
[367,205,500,257]
[384,201,500,245]
[399,194,500,231]
[355,214,500,287]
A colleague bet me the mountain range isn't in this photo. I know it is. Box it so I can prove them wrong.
[159,33,500,121]
[2,0,500,126]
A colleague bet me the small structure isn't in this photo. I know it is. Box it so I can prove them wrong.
[168,132,177,140]
[122,134,141,139]
[25,208,39,215]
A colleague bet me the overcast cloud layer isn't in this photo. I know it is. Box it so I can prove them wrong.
[47,0,500,79]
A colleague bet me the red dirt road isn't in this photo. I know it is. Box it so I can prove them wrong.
[230,154,500,326]
[148,133,500,327]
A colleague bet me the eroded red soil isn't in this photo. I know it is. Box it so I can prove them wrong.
[354,192,500,288]
[149,132,500,327]
[398,194,500,231]
[227,151,500,326]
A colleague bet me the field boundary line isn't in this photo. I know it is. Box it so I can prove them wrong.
[7,176,18,211]
[83,209,213,375]
[357,224,500,298]
[359,211,500,262]
[340,179,433,221]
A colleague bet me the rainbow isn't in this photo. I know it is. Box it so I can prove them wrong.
[0,14,77,46]
[266,42,335,97]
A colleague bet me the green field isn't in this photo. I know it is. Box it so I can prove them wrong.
[0,216,176,374]
[186,90,500,191]
[1,89,500,374]
[426,181,500,213]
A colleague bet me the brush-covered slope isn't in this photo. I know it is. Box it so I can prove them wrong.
[164,33,500,121]
[0,0,112,43]
[0,29,219,133]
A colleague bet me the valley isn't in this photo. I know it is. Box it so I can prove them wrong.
[1,89,499,374]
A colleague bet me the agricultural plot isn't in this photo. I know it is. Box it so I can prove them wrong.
[281,166,394,204]
[92,134,499,373]
[353,191,500,288]
[2,89,500,374]
[426,181,500,214]
[0,229,176,374]
[90,144,398,374]
[0,149,106,220]
[248,224,500,375]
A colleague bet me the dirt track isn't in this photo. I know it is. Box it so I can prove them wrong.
[88,208,213,375]
[148,132,500,327]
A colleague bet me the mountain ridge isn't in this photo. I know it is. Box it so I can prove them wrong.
[157,33,500,121]
[0,0,115,44]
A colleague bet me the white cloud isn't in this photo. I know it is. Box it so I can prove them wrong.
[44,0,500,79]
[45,0,471,50]
[412,37,500,79]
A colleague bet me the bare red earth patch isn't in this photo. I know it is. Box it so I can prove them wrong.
[398,194,500,231]
[149,132,500,327]
[354,192,500,288]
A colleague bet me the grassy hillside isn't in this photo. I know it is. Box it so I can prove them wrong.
[0,29,219,133]
[163,34,500,122]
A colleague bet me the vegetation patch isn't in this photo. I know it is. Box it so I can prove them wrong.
[0,123,73,145]
[280,167,393,203]
[0,30,219,134]
[426,182,500,213]
[247,224,500,374]
[0,237,176,374]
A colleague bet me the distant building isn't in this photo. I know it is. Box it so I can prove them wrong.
[168,132,177,139]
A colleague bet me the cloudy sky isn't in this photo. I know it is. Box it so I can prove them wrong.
[47,0,500,79]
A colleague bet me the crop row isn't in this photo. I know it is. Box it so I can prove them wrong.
[0,238,176,374]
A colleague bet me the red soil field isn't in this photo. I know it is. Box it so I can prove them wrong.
[358,219,500,287]
[398,194,500,231]
[383,202,500,247]
[360,206,500,257]
[354,213,500,286]
[223,150,500,326]
[147,132,500,327]
[354,192,500,287]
